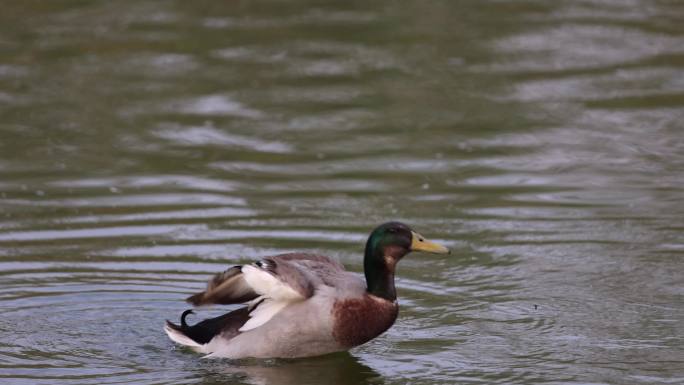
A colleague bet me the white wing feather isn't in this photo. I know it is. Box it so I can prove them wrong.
[241,264,304,300]
[238,264,306,332]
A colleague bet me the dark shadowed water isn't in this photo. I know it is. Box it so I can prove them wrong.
[1,1,683,384]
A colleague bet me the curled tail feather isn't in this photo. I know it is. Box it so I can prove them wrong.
[164,307,251,352]
[164,310,203,349]
[180,309,194,328]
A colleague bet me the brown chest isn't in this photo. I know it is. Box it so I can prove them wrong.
[331,295,399,348]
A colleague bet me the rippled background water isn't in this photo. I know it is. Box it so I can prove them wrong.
[1,1,683,384]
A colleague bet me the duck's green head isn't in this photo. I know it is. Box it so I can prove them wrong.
[364,221,450,300]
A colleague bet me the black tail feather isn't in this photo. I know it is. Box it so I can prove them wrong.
[180,309,194,328]
[166,307,251,345]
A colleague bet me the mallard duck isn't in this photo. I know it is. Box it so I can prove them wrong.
[164,221,450,359]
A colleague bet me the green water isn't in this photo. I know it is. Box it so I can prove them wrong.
[1,1,683,384]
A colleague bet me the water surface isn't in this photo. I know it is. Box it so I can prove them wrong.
[1,1,683,384]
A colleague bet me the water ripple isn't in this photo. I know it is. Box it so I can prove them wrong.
[0,1,682,385]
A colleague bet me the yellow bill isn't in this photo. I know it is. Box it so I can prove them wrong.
[410,231,450,254]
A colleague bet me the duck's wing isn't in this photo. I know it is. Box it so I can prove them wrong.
[186,266,257,306]
[167,254,347,351]
[186,253,343,307]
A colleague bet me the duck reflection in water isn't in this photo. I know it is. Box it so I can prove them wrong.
[194,352,380,385]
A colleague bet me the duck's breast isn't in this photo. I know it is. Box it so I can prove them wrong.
[331,294,399,348]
